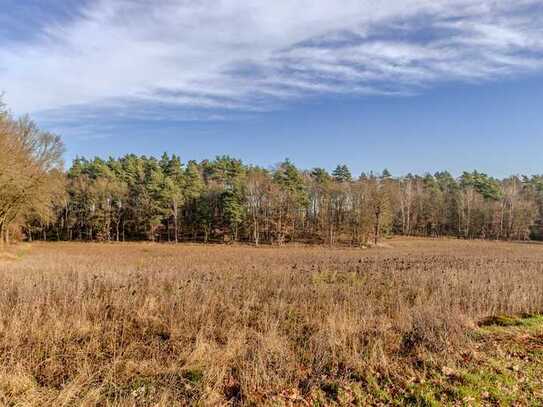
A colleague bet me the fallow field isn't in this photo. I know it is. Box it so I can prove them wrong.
[1,239,543,405]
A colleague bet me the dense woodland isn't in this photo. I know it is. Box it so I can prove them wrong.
[1,101,543,247]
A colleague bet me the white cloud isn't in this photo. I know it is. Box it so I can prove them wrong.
[1,0,543,122]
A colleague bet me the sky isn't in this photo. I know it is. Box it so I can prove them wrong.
[1,0,543,178]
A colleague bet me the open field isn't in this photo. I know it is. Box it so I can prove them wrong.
[1,239,543,405]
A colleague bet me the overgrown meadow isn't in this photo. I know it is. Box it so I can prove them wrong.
[1,238,543,405]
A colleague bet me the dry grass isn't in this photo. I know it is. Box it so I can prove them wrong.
[1,238,543,405]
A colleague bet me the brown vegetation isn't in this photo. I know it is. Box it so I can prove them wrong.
[0,100,64,248]
[1,238,543,405]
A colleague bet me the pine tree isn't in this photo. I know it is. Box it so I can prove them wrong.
[332,164,352,183]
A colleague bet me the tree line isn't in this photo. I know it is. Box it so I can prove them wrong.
[1,103,542,247]
[33,155,540,245]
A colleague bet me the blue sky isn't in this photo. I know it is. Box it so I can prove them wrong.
[1,1,543,177]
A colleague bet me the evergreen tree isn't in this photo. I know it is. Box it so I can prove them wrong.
[332,164,352,183]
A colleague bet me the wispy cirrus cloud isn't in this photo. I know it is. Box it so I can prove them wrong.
[1,0,543,129]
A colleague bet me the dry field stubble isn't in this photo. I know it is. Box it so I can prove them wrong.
[1,239,543,405]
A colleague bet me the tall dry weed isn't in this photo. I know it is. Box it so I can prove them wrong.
[0,239,542,404]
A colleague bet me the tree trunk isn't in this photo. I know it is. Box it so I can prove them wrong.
[253,216,259,246]
[374,209,380,245]
[174,214,179,243]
